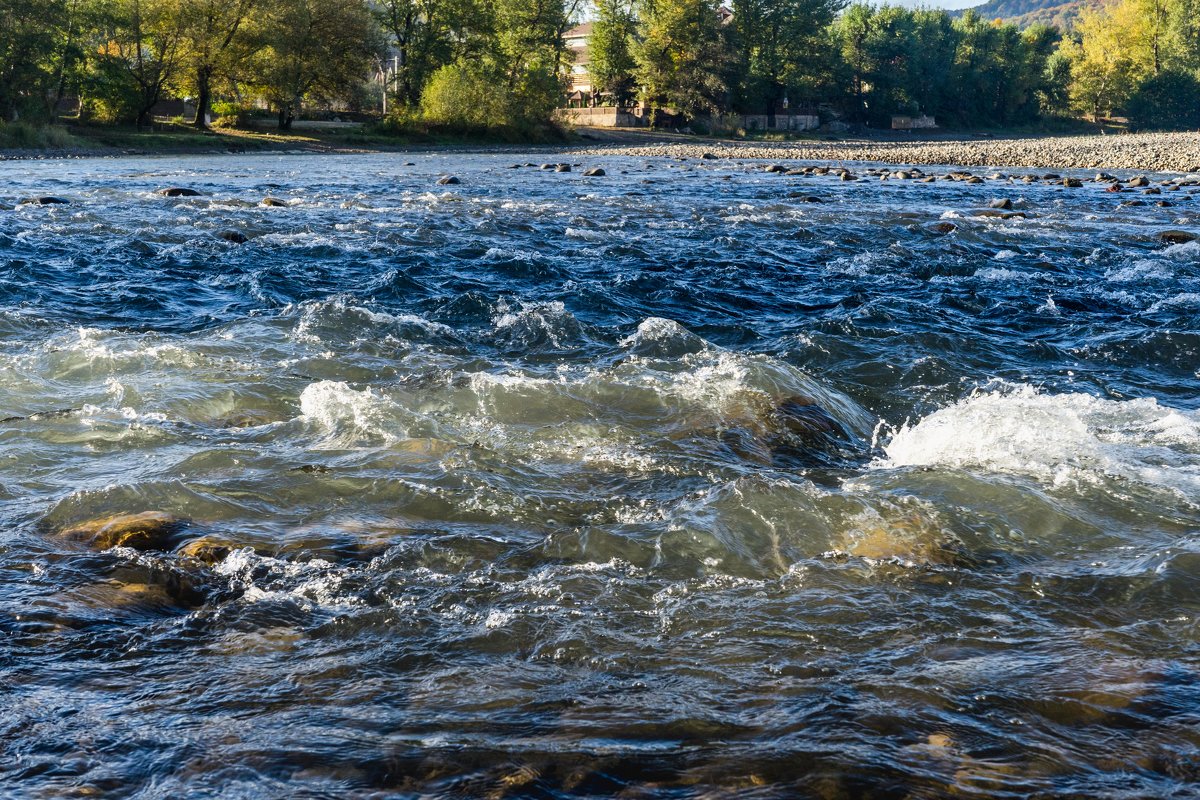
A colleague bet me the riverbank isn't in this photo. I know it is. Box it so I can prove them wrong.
[575,130,1200,173]
[4,124,1200,173]
[0,122,558,161]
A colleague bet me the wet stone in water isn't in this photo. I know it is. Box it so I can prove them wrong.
[54,511,188,551]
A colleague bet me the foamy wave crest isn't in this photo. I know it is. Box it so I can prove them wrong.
[292,296,455,345]
[299,380,407,447]
[881,386,1200,497]
[620,317,708,357]
[492,300,584,349]
[214,548,363,611]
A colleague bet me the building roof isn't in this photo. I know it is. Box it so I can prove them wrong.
[564,22,593,40]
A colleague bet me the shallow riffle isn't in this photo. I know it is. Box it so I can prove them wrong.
[1,152,1199,798]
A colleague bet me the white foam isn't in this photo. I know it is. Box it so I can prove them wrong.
[491,300,580,347]
[214,548,362,611]
[619,317,706,354]
[299,380,405,447]
[880,385,1200,497]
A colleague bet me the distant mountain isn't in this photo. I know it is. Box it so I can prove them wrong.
[955,0,1103,30]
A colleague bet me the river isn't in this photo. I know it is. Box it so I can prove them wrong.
[1,152,1198,797]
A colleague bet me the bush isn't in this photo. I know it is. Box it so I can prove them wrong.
[0,121,75,149]
[80,56,140,124]
[1125,70,1200,131]
[420,64,507,129]
[417,62,566,140]
[211,101,256,129]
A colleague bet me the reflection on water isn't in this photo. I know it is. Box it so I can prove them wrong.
[1,153,1199,798]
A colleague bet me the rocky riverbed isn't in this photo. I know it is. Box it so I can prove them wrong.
[574,131,1200,173]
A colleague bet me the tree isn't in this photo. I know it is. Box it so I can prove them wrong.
[0,0,67,120]
[1063,6,1138,120]
[87,0,186,128]
[178,0,259,129]
[489,0,577,125]
[589,0,639,106]
[833,4,872,122]
[1169,0,1200,71]
[734,0,844,117]
[1040,48,1073,115]
[250,0,377,129]
[905,9,959,119]
[373,0,489,109]
[1125,67,1200,128]
[832,4,920,126]
[636,0,733,122]
[1117,0,1173,75]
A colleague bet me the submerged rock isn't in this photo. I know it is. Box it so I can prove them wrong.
[926,221,957,235]
[839,513,961,566]
[218,230,248,244]
[176,536,234,565]
[19,196,69,206]
[1160,230,1197,244]
[54,511,187,551]
[157,187,202,197]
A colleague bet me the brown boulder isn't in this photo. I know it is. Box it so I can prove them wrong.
[1160,230,1197,244]
[55,511,187,551]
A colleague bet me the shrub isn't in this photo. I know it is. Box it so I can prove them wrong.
[211,101,254,128]
[420,64,506,129]
[80,55,140,124]
[1125,70,1200,131]
[0,121,75,149]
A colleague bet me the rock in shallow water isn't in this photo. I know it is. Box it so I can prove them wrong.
[176,536,234,565]
[19,196,69,205]
[157,187,202,197]
[54,511,188,551]
[1159,230,1197,244]
[437,175,460,185]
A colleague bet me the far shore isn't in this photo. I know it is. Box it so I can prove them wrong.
[3,125,1200,174]
[575,129,1200,174]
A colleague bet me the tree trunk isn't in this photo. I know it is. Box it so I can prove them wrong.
[195,65,213,130]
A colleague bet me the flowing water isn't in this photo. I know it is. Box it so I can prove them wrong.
[1,152,1199,798]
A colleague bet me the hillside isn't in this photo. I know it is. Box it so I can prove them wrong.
[956,0,1103,30]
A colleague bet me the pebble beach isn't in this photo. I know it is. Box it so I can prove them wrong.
[575,130,1200,173]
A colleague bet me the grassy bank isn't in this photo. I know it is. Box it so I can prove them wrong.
[0,119,571,159]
